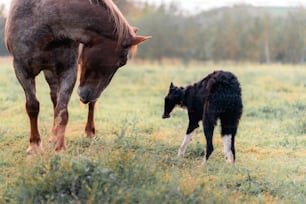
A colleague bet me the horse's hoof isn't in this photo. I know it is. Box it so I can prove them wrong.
[85,132,95,139]
[54,145,66,154]
[48,135,57,145]
[26,143,44,155]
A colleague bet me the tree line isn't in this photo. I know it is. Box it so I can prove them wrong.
[0,5,6,56]
[1,1,306,64]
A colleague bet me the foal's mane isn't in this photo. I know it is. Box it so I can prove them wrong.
[89,0,134,45]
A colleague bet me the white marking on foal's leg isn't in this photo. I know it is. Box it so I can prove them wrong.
[223,134,234,163]
[177,133,193,158]
[201,154,207,166]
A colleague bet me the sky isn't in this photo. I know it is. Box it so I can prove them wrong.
[2,0,306,13]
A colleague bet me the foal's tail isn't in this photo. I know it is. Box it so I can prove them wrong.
[206,71,241,96]
[205,71,243,135]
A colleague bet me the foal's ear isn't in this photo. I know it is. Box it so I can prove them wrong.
[170,82,174,89]
[132,35,152,46]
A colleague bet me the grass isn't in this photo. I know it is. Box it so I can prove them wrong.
[0,57,305,203]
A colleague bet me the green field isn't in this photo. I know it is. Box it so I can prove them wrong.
[0,57,305,203]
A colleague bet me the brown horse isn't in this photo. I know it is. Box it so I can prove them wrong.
[5,0,151,154]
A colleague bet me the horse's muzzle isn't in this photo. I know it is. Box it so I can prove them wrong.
[78,86,95,104]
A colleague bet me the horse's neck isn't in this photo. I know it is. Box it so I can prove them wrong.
[6,0,134,52]
[42,0,128,44]
[44,1,112,43]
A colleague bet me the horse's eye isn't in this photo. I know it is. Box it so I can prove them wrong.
[122,44,131,49]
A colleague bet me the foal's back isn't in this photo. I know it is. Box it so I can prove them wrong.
[204,71,242,114]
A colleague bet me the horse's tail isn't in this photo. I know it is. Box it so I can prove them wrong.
[4,0,16,53]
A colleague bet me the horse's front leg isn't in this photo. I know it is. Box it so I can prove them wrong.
[85,101,96,138]
[14,62,43,154]
[48,66,77,152]
[43,70,58,109]
[43,70,59,143]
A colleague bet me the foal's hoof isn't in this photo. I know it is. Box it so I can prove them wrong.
[201,158,207,166]
[177,150,185,158]
[26,142,44,155]
[225,152,234,164]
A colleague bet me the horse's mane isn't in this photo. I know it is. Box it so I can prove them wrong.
[89,0,134,46]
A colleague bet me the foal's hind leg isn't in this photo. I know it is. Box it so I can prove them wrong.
[220,113,239,163]
[222,134,234,163]
[202,107,218,165]
[13,62,43,154]
[85,101,96,138]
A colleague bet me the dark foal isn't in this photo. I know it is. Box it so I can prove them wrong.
[5,0,151,153]
[163,71,243,165]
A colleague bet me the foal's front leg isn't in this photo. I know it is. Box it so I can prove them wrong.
[177,120,199,158]
[49,66,77,152]
[85,101,96,138]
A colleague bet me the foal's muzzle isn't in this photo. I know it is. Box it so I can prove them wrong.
[162,113,170,119]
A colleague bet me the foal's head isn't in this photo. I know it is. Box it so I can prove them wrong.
[78,35,151,104]
[162,82,185,119]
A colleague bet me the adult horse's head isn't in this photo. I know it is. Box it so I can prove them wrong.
[78,35,151,104]
[73,0,152,104]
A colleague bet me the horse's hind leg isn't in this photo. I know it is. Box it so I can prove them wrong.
[85,101,96,138]
[13,62,43,154]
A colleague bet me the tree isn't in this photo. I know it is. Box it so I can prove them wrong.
[0,4,8,56]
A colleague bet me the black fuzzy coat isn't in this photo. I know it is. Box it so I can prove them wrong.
[182,70,243,135]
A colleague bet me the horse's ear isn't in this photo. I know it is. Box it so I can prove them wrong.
[132,35,152,46]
